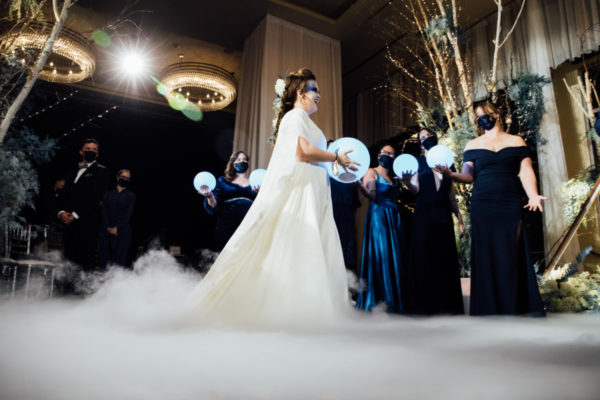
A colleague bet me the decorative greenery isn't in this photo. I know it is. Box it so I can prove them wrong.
[8,0,43,20]
[559,165,600,226]
[445,113,476,166]
[423,8,456,52]
[507,73,551,146]
[0,50,57,251]
[415,103,449,135]
[0,127,55,230]
[539,248,600,313]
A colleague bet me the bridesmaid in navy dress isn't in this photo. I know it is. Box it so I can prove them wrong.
[199,151,257,251]
[100,169,135,268]
[402,128,465,315]
[437,101,547,316]
[356,144,407,313]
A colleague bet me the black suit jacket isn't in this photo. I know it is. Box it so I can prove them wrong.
[59,162,110,224]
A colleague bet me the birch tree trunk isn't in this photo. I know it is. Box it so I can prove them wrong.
[0,0,72,144]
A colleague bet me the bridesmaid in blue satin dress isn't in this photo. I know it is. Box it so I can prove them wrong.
[199,151,257,251]
[438,101,547,316]
[356,144,407,313]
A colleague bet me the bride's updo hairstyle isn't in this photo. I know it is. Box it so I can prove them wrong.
[273,68,317,141]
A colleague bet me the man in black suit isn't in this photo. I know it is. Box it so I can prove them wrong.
[58,138,109,271]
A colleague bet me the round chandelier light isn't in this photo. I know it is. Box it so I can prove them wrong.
[161,62,237,111]
[1,23,96,84]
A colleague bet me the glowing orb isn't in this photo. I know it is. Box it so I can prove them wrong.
[326,138,370,183]
[193,172,216,192]
[249,169,267,188]
[426,145,454,169]
[393,154,419,176]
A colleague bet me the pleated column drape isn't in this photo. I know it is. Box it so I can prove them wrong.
[233,15,343,170]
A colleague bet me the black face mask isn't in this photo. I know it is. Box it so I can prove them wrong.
[422,136,438,151]
[83,150,97,162]
[117,178,130,188]
[378,155,393,169]
[477,114,497,131]
[234,161,249,173]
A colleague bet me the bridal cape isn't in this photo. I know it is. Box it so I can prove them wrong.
[186,108,351,327]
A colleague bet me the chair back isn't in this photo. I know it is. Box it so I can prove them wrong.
[5,224,32,259]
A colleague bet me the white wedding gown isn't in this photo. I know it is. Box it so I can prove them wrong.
[186,108,351,327]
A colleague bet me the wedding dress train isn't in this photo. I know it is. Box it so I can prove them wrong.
[186,108,351,327]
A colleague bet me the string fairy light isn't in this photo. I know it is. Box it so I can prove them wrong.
[58,106,120,141]
[19,90,79,122]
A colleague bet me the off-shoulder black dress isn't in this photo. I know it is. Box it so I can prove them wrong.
[463,146,544,316]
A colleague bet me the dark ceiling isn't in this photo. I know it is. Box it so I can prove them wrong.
[74,0,508,100]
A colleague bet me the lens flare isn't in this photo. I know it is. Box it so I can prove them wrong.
[91,30,111,48]
[167,91,187,111]
[182,102,204,121]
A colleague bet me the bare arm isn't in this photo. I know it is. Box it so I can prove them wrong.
[448,184,461,217]
[205,193,217,208]
[199,187,217,209]
[519,157,548,212]
[358,169,377,201]
[296,137,359,170]
[297,136,335,163]
[448,184,465,235]
[436,162,474,184]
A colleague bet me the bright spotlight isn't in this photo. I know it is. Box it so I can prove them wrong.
[120,53,146,76]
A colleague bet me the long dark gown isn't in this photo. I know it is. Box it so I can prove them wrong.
[407,157,464,315]
[100,188,135,268]
[464,146,545,316]
[204,176,257,251]
[356,172,407,313]
[329,178,360,270]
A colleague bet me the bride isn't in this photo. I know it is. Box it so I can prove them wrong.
[187,68,359,327]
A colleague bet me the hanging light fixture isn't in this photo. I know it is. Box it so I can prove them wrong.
[1,22,96,83]
[160,62,237,111]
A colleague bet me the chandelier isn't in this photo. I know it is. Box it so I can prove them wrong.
[1,23,95,83]
[161,62,237,111]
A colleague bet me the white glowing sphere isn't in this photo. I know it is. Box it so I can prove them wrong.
[249,168,267,188]
[193,171,216,192]
[326,137,370,183]
[426,145,454,169]
[393,154,419,176]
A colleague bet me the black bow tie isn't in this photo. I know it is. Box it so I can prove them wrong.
[78,162,89,169]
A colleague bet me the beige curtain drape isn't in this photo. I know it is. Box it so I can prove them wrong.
[343,76,413,148]
[469,0,600,98]
[234,15,343,170]
[466,0,600,258]
[355,86,410,147]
